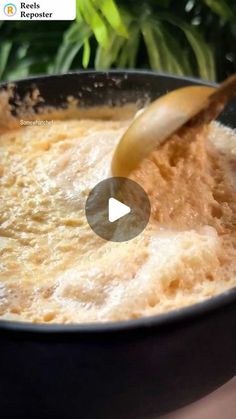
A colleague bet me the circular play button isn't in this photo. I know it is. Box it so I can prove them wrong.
[85,177,151,242]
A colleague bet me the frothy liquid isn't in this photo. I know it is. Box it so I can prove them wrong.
[0,110,236,323]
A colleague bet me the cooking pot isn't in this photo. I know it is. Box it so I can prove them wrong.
[0,71,235,419]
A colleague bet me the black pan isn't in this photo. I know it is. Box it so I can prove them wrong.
[0,71,236,419]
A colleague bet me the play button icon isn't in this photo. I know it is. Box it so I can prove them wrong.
[108,198,131,222]
[85,177,151,242]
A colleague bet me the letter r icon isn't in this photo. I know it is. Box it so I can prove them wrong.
[4,3,17,17]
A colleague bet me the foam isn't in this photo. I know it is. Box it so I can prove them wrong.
[0,115,236,323]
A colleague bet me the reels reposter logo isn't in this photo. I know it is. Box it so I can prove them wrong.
[4,3,17,16]
[1,0,76,20]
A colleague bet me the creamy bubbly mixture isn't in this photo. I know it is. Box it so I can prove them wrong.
[0,108,236,323]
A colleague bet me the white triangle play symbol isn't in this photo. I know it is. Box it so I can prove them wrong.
[108,197,131,223]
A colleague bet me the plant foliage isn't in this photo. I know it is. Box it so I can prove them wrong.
[0,0,235,81]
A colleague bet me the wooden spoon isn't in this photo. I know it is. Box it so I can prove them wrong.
[112,74,236,177]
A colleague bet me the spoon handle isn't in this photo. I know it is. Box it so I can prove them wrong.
[188,74,236,127]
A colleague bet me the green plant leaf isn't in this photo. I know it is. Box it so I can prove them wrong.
[117,25,140,68]
[92,0,128,37]
[153,23,186,75]
[203,0,234,20]
[6,64,30,81]
[158,14,216,80]
[54,43,83,73]
[53,22,92,73]
[77,0,109,48]
[95,31,126,69]
[141,19,191,76]
[181,24,216,80]
[5,55,37,81]
[160,25,192,75]
[94,9,133,69]
[82,37,91,68]
[141,21,162,71]
[0,41,12,78]
[65,21,91,43]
